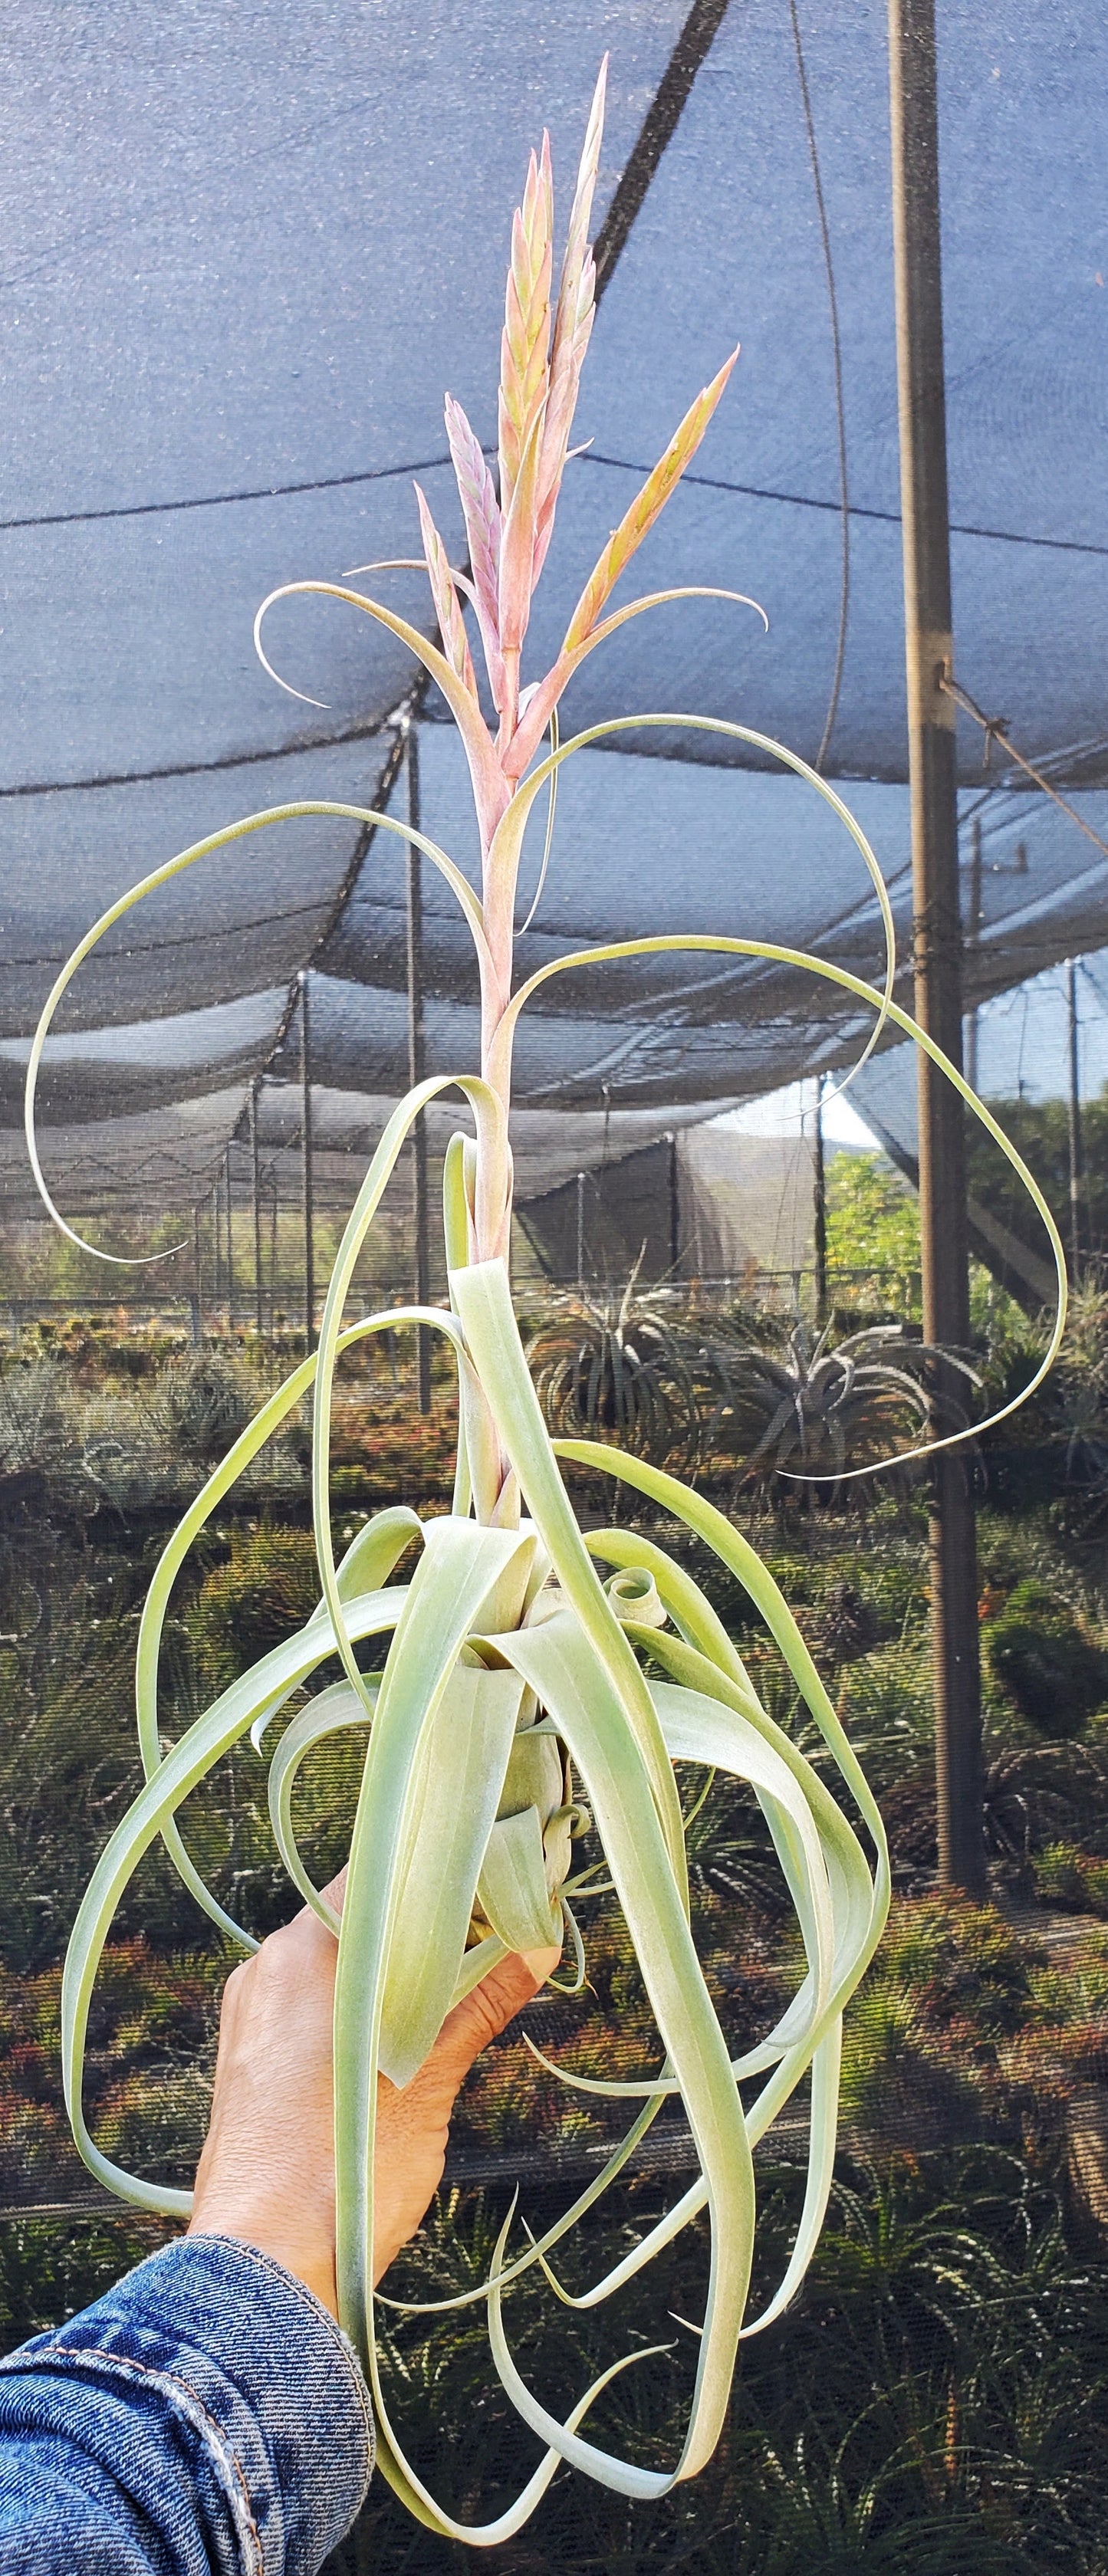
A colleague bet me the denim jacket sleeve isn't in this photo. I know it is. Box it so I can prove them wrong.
[0,2234,374,2576]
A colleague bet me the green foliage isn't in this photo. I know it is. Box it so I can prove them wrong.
[0,1583,146,1970]
[0,1937,221,2203]
[0,2216,176,2355]
[185,1521,323,1696]
[1033,1841,1108,1916]
[826,1150,922,1309]
[0,1362,77,1487]
[832,1644,935,1798]
[840,1897,1036,2139]
[966,1086,1108,1268]
[147,1348,255,1460]
[975,1286,1108,1533]
[984,1737,1108,1885]
[0,1517,373,1969]
[982,1579,1108,1736]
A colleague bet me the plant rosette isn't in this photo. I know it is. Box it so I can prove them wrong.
[27,67,1067,2542]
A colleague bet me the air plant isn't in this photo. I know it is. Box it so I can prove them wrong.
[717,1320,982,1501]
[525,1262,734,1481]
[26,65,1067,2543]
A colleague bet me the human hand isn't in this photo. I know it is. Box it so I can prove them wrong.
[188,1871,559,2315]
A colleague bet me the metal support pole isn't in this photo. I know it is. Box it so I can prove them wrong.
[1067,959,1084,1282]
[667,1132,680,1278]
[248,1079,264,1339]
[224,1152,235,1332]
[965,813,982,1096]
[889,0,984,1894]
[405,721,432,1411]
[212,1180,222,1309]
[813,1075,828,1326]
[192,1204,203,1341]
[576,1172,587,1297]
[298,972,316,1354]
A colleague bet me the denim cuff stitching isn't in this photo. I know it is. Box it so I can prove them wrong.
[0,2342,264,2573]
[193,2237,375,2495]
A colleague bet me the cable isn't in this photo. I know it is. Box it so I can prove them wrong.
[592,0,733,299]
[0,715,390,803]
[941,675,1108,869]
[2,893,336,971]
[787,0,850,774]
[0,455,455,540]
[580,452,1108,560]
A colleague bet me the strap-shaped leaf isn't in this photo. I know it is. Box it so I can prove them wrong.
[476,1806,561,1950]
[334,1518,529,2344]
[586,1526,758,1693]
[316,1506,422,1617]
[475,1606,754,2491]
[556,1439,889,1876]
[25,799,494,1257]
[652,1677,834,2010]
[266,1681,375,1930]
[515,1629,879,2334]
[380,1662,527,2088]
[488,2211,672,2503]
[134,1322,431,1947]
[61,1585,409,2214]
[498,1725,564,1821]
[312,1098,510,1710]
[487,706,898,1106]
[334,1516,592,2535]
[449,1259,689,1901]
[524,1668,837,2113]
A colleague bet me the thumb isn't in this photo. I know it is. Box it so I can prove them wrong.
[425,1942,562,2094]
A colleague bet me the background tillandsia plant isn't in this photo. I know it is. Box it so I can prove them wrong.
[25,66,1069,2543]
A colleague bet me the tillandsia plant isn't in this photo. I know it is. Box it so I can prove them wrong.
[27,65,1069,2542]
[525,1259,736,1482]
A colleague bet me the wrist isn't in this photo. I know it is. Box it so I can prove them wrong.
[189,2190,337,2317]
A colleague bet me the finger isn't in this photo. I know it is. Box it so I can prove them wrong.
[427,1941,562,2090]
[288,1865,347,1939]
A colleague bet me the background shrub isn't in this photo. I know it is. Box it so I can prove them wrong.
[982,1579,1108,1735]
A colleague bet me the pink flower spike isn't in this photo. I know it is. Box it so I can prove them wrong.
[498,136,554,517]
[497,400,546,735]
[444,395,508,712]
[533,61,607,580]
[562,347,739,653]
[414,482,478,700]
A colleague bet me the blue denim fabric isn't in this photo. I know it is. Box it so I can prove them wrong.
[0,2235,373,2574]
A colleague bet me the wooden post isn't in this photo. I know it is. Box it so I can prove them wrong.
[212,1179,222,1310]
[224,1151,235,1332]
[298,971,316,1355]
[1067,959,1084,1282]
[405,719,432,1412]
[889,0,985,1894]
[248,1079,265,1339]
[813,1075,828,1326]
[192,1204,203,1342]
[965,813,982,1095]
[667,1132,680,1278]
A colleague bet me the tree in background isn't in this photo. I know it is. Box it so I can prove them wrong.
[966,1086,1108,1272]
[826,1149,921,1313]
